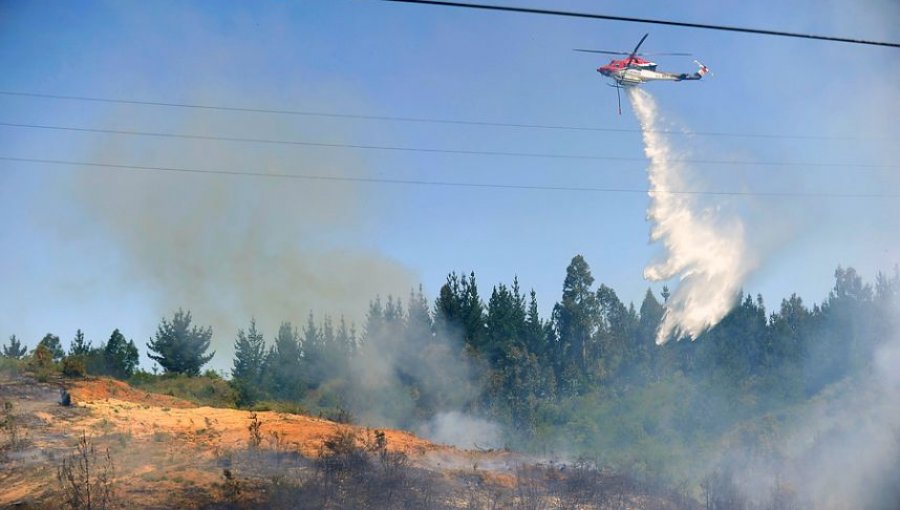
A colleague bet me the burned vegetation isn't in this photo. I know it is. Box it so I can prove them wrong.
[201,426,693,510]
[0,369,696,509]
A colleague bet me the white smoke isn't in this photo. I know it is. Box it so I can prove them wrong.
[628,88,755,343]
[418,411,502,450]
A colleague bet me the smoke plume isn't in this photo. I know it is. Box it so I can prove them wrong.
[628,88,755,343]
[66,105,416,365]
[344,316,495,449]
[419,411,502,450]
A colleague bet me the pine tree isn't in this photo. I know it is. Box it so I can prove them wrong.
[698,293,767,384]
[147,309,214,376]
[335,315,357,359]
[382,295,406,346]
[552,255,600,393]
[69,329,92,356]
[268,321,304,400]
[766,294,809,366]
[103,329,139,379]
[318,314,352,388]
[432,272,484,348]
[460,272,485,349]
[232,319,266,403]
[339,316,358,356]
[433,273,462,337]
[406,285,433,345]
[524,290,545,356]
[637,289,665,380]
[38,333,65,361]
[364,297,386,343]
[802,266,875,393]
[595,284,637,381]
[2,335,27,358]
[485,283,525,366]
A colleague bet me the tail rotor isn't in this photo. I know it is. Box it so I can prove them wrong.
[694,60,713,78]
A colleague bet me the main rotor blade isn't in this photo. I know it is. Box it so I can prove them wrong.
[575,49,692,57]
[639,52,692,56]
[628,33,650,61]
[573,49,630,55]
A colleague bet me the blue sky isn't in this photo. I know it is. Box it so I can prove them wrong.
[1,0,898,370]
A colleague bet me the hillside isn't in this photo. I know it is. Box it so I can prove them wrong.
[0,373,693,509]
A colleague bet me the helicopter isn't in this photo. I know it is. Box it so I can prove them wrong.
[575,33,710,114]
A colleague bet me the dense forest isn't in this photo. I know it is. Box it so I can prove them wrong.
[4,255,899,508]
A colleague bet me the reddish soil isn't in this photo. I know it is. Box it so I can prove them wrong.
[0,375,459,508]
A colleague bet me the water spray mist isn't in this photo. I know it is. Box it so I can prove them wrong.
[628,88,755,343]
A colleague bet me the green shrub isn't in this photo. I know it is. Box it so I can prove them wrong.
[249,400,307,415]
[0,357,23,378]
[2,400,27,450]
[30,343,56,372]
[62,356,87,378]
[128,373,239,408]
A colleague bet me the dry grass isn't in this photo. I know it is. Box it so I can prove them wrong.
[0,375,697,509]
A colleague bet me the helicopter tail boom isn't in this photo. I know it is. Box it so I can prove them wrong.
[675,60,711,81]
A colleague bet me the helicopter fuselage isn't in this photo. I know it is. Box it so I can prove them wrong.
[598,63,703,86]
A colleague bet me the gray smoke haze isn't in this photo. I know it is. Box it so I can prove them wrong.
[419,411,502,450]
[345,318,498,449]
[799,336,900,508]
[67,103,415,365]
[703,306,900,509]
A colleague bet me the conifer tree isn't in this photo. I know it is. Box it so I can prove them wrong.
[433,273,462,338]
[595,284,637,381]
[553,255,600,392]
[363,297,386,344]
[432,272,484,347]
[147,309,214,376]
[269,321,304,400]
[103,329,139,379]
[485,283,524,366]
[232,319,266,403]
[637,289,665,380]
[2,334,27,358]
[382,296,406,346]
[460,272,485,349]
[335,315,357,359]
[524,290,545,356]
[69,329,92,356]
[406,285,433,345]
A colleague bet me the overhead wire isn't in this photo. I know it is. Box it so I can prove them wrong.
[2,156,896,199]
[0,121,892,169]
[0,90,878,141]
[2,3,896,198]
[379,0,900,48]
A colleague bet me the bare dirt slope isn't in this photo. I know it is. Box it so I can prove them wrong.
[1,374,694,509]
[0,375,454,508]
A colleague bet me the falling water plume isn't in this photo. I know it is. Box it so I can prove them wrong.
[628,88,755,344]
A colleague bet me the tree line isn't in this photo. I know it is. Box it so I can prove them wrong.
[3,255,897,436]
[1,309,210,381]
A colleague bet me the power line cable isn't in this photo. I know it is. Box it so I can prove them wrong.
[0,91,877,141]
[1,121,892,169]
[380,0,900,48]
[2,156,896,198]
